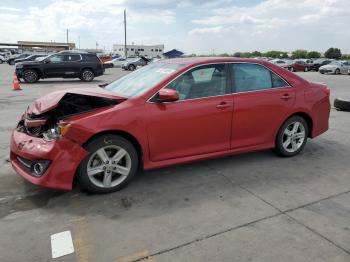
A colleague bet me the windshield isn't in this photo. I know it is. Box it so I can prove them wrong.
[329,61,341,65]
[105,62,185,97]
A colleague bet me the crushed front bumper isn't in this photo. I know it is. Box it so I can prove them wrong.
[10,129,88,190]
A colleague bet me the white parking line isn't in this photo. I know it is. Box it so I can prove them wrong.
[51,231,75,258]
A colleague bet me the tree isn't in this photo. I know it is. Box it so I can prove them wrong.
[306,51,321,59]
[251,51,262,57]
[292,49,308,59]
[264,51,288,59]
[233,52,242,57]
[325,48,342,59]
[341,54,350,60]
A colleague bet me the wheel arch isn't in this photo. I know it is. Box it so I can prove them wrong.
[80,67,95,75]
[282,112,313,138]
[82,130,143,168]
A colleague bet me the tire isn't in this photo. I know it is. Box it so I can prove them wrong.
[9,60,15,65]
[304,67,309,72]
[23,69,39,83]
[77,135,139,194]
[274,116,308,157]
[335,69,340,75]
[0,60,3,64]
[128,64,136,71]
[80,69,94,82]
[290,67,295,72]
[334,98,350,112]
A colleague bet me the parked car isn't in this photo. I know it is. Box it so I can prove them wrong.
[7,54,31,65]
[15,51,105,83]
[122,56,150,71]
[282,60,312,72]
[310,59,332,72]
[319,61,350,75]
[0,55,6,64]
[14,54,48,64]
[270,59,292,67]
[104,57,126,68]
[10,58,330,193]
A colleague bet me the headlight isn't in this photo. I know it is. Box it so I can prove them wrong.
[42,123,71,140]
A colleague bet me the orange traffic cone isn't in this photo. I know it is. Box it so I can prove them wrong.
[12,73,21,91]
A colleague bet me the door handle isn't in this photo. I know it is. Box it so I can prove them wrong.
[281,94,292,100]
[216,102,231,109]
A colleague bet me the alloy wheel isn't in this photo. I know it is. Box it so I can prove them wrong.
[87,145,132,188]
[24,70,38,83]
[82,70,94,81]
[282,121,306,153]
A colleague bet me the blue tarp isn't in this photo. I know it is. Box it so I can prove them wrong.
[162,49,184,58]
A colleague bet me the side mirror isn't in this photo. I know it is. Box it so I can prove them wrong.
[157,88,179,103]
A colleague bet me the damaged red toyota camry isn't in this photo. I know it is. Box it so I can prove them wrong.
[10,58,331,193]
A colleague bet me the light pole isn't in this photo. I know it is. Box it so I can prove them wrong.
[124,9,127,58]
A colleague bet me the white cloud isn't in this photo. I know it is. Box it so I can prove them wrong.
[188,0,350,53]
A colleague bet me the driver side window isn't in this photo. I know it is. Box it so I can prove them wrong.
[166,64,228,100]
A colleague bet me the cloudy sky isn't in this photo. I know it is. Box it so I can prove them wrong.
[0,0,349,54]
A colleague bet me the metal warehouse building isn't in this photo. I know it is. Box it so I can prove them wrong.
[113,44,164,58]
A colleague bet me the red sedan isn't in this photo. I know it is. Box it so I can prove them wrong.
[10,58,330,193]
[282,60,312,72]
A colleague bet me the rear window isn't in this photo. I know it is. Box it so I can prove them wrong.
[82,54,99,62]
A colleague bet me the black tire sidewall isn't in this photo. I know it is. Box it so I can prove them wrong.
[23,69,38,83]
[275,116,308,157]
[77,135,139,193]
[128,64,135,71]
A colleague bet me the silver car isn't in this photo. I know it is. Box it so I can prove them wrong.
[319,61,350,75]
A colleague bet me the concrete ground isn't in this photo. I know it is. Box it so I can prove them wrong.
[0,64,349,262]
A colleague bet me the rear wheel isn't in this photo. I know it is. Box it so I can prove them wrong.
[23,69,39,83]
[128,64,136,71]
[80,69,94,82]
[335,68,340,75]
[9,60,15,65]
[275,116,308,157]
[77,135,139,193]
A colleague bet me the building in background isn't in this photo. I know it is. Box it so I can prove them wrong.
[113,44,164,58]
[0,41,75,53]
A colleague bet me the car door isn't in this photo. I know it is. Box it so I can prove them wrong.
[341,62,349,74]
[145,63,233,162]
[62,54,81,77]
[43,54,66,77]
[230,63,295,149]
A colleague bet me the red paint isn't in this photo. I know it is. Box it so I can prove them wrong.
[10,58,330,190]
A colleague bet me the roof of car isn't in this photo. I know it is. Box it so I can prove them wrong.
[159,57,267,65]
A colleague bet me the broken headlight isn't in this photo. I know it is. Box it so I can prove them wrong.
[42,123,71,140]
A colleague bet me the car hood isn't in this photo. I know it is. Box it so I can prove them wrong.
[26,87,128,115]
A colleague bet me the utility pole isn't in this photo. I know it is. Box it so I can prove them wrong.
[66,29,69,49]
[124,9,127,58]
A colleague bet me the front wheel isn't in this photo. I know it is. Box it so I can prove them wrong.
[304,67,309,72]
[80,69,95,82]
[335,69,340,75]
[23,69,39,83]
[77,135,139,193]
[274,116,308,157]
